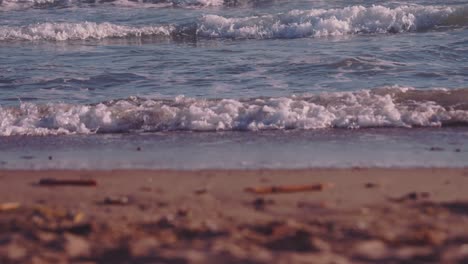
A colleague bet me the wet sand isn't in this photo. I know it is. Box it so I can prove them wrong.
[1,168,468,263]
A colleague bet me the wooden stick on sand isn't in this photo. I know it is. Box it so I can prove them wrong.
[245,183,334,194]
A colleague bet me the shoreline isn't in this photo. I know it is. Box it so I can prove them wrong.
[2,168,468,263]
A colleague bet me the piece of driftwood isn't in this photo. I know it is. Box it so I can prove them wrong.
[38,178,97,187]
[0,202,21,212]
[245,183,333,194]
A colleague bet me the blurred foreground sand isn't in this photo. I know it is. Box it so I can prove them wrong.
[1,168,468,263]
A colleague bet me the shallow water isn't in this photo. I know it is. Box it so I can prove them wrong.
[0,128,467,169]
[1,0,468,168]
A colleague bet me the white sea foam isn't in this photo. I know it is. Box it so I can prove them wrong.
[0,5,465,41]
[181,0,223,6]
[1,88,468,136]
[0,0,223,9]
[0,22,174,41]
[0,0,59,9]
[198,5,464,39]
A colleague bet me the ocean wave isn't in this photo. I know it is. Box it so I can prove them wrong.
[1,87,468,136]
[198,5,467,39]
[0,5,466,41]
[0,0,225,9]
[0,22,174,41]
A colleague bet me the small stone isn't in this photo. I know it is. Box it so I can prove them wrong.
[157,215,175,228]
[177,208,190,218]
[202,219,219,232]
[65,233,90,258]
[429,147,444,151]
[6,242,27,261]
[213,242,247,259]
[32,215,46,226]
[419,230,447,245]
[364,182,379,188]
[407,192,419,200]
[194,188,207,195]
[297,201,334,210]
[73,212,85,223]
[394,192,431,202]
[455,148,461,152]
[48,156,53,160]
[395,246,433,260]
[252,198,274,211]
[103,196,129,205]
[136,147,141,151]
[184,250,206,262]
[138,204,149,211]
[30,256,50,264]
[285,252,349,264]
[253,198,267,210]
[267,229,318,252]
[157,201,169,207]
[37,232,57,243]
[310,238,331,252]
[64,222,93,235]
[354,240,388,260]
[157,230,178,245]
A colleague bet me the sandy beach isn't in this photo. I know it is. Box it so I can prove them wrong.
[1,168,468,263]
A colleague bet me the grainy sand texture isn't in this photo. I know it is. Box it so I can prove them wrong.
[1,168,468,263]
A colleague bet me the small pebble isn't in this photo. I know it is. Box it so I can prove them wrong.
[252,198,274,211]
[157,215,175,228]
[394,191,431,202]
[65,233,90,258]
[429,147,444,151]
[354,240,388,260]
[194,188,207,195]
[365,182,379,188]
[177,208,190,217]
[5,242,27,261]
[103,196,130,205]
[253,198,266,210]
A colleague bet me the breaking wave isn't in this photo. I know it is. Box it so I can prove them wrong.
[1,88,468,136]
[0,22,174,41]
[197,5,467,39]
[0,0,227,9]
[0,5,467,41]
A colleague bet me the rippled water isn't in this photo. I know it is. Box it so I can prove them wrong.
[1,0,467,168]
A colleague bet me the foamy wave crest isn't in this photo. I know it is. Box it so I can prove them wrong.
[198,5,466,39]
[0,22,174,41]
[0,0,48,9]
[1,88,468,136]
[1,5,466,41]
[0,0,224,9]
